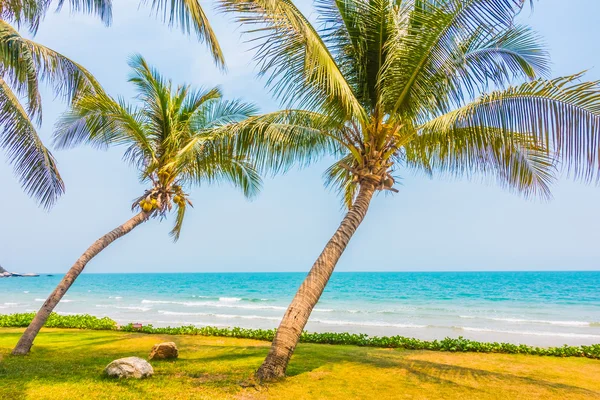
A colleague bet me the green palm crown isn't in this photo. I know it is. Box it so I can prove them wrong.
[54,54,261,239]
[222,0,600,207]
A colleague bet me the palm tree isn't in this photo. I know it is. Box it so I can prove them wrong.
[11,54,262,355]
[221,0,600,380]
[1,0,225,208]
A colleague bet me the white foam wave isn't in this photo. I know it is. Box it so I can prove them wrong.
[23,291,29,294]
[459,315,592,327]
[109,296,123,300]
[154,320,231,328]
[3,302,18,306]
[312,319,426,329]
[96,305,151,312]
[34,298,45,302]
[219,297,242,302]
[141,299,286,311]
[459,326,600,339]
[158,310,280,321]
[314,308,333,312]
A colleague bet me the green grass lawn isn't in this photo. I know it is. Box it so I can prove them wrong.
[0,328,599,399]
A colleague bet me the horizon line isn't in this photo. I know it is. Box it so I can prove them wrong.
[26,270,600,275]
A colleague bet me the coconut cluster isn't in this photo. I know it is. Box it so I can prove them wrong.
[138,197,159,213]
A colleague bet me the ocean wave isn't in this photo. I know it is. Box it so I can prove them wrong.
[154,320,231,328]
[96,305,151,312]
[158,310,280,320]
[3,302,18,306]
[219,297,242,302]
[459,315,593,327]
[109,296,123,300]
[35,298,73,303]
[311,319,427,329]
[314,308,333,312]
[23,291,29,294]
[141,299,287,311]
[458,326,600,339]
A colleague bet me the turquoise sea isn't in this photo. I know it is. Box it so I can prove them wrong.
[1,272,599,346]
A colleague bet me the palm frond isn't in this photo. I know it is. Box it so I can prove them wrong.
[54,92,154,166]
[169,199,186,241]
[207,109,343,175]
[0,21,103,121]
[145,0,224,68]
[405,126,557,198]
[420,74,600,182]
[183,137,263,198]
[220,0,365,121]
[0,0,50,33]
[56,0,113,26]
[0,77,64,208]
[323,153,357,209]
[179,86,222,126]
[458,25,550,86]
[191,98,258,130]
[413,24,550,114]
[383,0,527,117]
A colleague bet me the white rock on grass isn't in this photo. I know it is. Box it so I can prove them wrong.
[104,357,153,379]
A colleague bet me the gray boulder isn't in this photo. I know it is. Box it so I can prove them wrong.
[104,357,153,379]
[149,342,179,360]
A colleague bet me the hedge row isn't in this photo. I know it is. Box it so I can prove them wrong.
[2,313,599,359]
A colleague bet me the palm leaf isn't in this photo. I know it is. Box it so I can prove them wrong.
[383,0,528,117]
[420,74,600,182]
[406,127,557,198]
[323,153,357,209]
[208,109,343,174]
[220,0,365,121]
[145,0,224,68]
[0,76,64,208]
[56,0,112,27]
[0,20,103,122]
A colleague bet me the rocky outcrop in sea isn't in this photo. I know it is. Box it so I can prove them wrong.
[0,265,39,278]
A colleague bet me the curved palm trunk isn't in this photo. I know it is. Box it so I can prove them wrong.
[256,183,376,381]
[11,212,149,355]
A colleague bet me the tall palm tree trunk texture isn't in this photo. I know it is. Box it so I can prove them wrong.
[12,212,149,355]
[256,183,376,381]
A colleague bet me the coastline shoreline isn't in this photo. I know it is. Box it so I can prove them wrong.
[3,272,598,347]
[1,313,599,359]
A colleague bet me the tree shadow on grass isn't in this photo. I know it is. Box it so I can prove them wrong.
[285,347,600,398]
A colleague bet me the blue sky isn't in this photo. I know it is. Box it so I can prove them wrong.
[0,0,599,273]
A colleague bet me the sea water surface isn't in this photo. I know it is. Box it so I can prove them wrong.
[1,272,599,346]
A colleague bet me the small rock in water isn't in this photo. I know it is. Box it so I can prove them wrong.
[104,357,153,379]
[149,342,179,360]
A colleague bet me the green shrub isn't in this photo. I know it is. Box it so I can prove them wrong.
[2,313,599,360]
[0,313,116,330]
